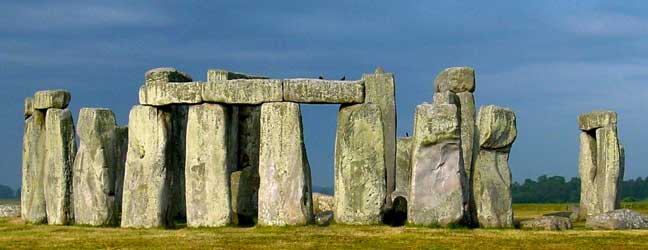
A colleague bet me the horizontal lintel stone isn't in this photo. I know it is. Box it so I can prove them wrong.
[283,79,364,104]
[139,82,205,106]
[202,79,283,104]
[33,90,71,110]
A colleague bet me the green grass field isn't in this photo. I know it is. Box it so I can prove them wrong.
[1,201,648,249]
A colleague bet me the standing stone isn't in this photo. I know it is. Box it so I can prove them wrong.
[473,105,517,228]
[44,109,77,225]
[73,108,123,226]
[258,102,313,226]
[578,111,623,219]
[408,102,466,226]
[362,67,396,206]
[24,97,34,119]
[392,137,413,202]
[21,110,47,224]
[121,105,175,228]
[334,103,386,225]
[230,166,259,226]
[185,103,232,227]
[113,126,128,219]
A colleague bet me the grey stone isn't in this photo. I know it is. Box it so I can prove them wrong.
[586,209,648,230]
[139,82,204,106]
[258,102,313,226]
[282,78,364,104]
[0,204,20,218]
[334,103,386,225]
[24,97,33,119]
[73,108,122,226]
[145,67,192,85]
[33,90,71,110]
[362,68,396,206]
[434,67,475,93]
[408,103,466,226]
[21,110,47,224]
[432,91,459,105]
[207,69,268,82]
[230,166,259,226]
[202,79,283,104]
[477,105,517,149]
[392,137,412,203]
[44,108,77,225]
[185,103,233,227]
[544,211,579,222]
[457,92,477,225]
[315,211,334,227]
[313,192,335,214]
[121,105,176,228]
[236,106,261,172]
[578,111,617,131]
[113,126,128,220]
[520,216,572,230]
[473,106,517,228]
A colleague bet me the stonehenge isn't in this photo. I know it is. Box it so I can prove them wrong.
[578,111,624,220]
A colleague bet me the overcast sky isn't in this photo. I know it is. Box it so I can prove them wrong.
[2,0,647,189]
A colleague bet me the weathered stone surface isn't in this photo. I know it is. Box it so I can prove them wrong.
[0,204,20,218]
[432,91,459,105]
[408,103,466,226]
[457,92,477,225]
[145,67,192,85]
[586,209,648,230]
[362,68,396,205]
[113,126,128,219]
[473,106,517,228]
[578,111,617,131]
[578,111,622,219]
[258,102,313,226]
[236,106,261,172]
[315,211,334,227]
[392,137,412,202]
[203,79,283,104]
[283,79,364,104]
[434,67,475,93]
[24,97,33,119]
[207,69,268,82]
[334,103,386,225]
[520,216,572,230]
[44,108,77,225]
[139,82,204,106]
[313,192,335,214]
[477,105,517,149]
[73,108,122,226]
[544,211,579,222]
[21,110,47,224]
[121,105,175,228]
[230,166,259,226]
[33,90,71,110]
[185,103,232,227]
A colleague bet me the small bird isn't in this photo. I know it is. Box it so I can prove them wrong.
[318,75,324,80]
[340,76,346,80]
[406,132,409,137]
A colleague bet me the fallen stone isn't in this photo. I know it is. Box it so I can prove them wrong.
[73,108,122,226]
[313,192,335,214]
[203,79,283,104]
[145,67,192,85]
[283,78,364,104]
[33,90,71,110]
[258,102,313,226]
[334,103,386,225]
[408,102,466,226]
[230,166,259,226]
[393,137,412,203]
[434,67,475,93]
[520,216,572,230]
[586,209,648,230]
[362,68,396,206]
[21,110,47,224]
[315,211,334,227]
[121,105,176,228]
[0,204,20,218]
[24,97,33,119]
[477,105,517,149]
[207,69,268,82]
[544,211,578,222]
[139,82,204,106]
[578,111,617,131]
[185,103,233,227]
[44,108,77,225]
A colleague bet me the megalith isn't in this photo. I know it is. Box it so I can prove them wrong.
[44,108,77,225]
[392,136,413,202]
[334,103,387,225]
[408,101,466,226]
[434,67,477,223]
[473,105,517,228]
[257,102,313,226]
[578,111,623,219]
[121,105,176,228]
[21,109,47,224]
[230,166,259,225]
[185,103,233,227]
[73,108,124,226]
[362,67,396,205]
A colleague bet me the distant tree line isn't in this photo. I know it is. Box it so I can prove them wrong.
[512,175,648,203]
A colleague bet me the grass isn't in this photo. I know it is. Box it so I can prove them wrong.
[0,202,647,249]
